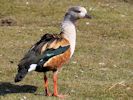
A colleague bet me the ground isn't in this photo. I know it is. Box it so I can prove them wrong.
[0,0,133,100]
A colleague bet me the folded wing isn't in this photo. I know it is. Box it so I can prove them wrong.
[18,33,71,72]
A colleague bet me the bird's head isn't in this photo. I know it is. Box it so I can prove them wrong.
[65,6,92,22]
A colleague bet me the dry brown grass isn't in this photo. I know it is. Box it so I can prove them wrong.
[0,0,133,100]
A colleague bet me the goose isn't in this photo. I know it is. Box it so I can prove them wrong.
[14,6,91,98]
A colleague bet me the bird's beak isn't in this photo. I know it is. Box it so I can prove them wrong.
[85,14,92,19]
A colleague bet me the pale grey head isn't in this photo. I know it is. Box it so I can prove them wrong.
[64,6,92,23]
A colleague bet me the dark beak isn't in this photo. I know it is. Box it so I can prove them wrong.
[85,14,92,19]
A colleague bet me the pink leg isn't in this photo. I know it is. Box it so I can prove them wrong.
[53,71,66,99]
[44,74,51,96]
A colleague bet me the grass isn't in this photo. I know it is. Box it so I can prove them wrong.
[0,0,133,100]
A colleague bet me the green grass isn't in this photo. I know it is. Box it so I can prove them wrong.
[0,0,133,100]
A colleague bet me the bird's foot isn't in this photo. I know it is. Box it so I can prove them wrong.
[45,92,51,96]
[53,94,68,99]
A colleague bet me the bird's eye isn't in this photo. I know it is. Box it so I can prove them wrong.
[74,10,81,13]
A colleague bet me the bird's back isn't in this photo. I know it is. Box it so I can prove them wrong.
[18,33,71,72]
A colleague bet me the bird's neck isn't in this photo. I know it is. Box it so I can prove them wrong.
[60,15,76,57]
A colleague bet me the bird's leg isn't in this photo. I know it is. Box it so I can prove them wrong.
[44,73,51,96]
[53,71,65,98]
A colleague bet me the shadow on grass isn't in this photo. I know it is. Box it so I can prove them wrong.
[0,82,37,96]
